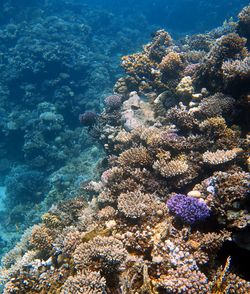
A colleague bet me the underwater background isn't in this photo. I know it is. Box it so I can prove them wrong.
[0,0,249,293]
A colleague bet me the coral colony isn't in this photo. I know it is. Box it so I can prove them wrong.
[0,4,250,294]
[167,194,211,225]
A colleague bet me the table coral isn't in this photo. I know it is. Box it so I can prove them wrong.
[153,158,189,178]
[202,149,239,165]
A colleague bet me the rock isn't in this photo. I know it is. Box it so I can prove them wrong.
[187,190,201,198]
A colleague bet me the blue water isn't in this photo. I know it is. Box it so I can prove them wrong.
[0,0,248,270]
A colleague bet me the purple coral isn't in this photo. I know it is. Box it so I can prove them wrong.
[167,194,210,225]
[104,94,122,111]
[79,111,97,126]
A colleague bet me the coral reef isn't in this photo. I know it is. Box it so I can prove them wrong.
[1,4,250,293]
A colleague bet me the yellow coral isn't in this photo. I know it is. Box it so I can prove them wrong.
[159,51,183,74]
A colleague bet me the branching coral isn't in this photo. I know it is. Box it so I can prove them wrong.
[222,56,250,89]
[118,146,152,167]
[159,51,184,76]
[194,33,247,90]
[153,158,189,178]
[1,5,250,293]
[202,149,239,165]
[238,5,250,41]
[176,76,194,98]
[104,94,122,111]
[157,264,210,293]
[117,189,159,219]
[144,29,172,62]
[196,93,235,118]
[167,193,211,224]
[60,270,106,294]
[165,106,198,130]
[30,224,54,251]
[73,236,127,273]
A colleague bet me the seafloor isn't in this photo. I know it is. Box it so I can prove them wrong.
[0,3,250,294]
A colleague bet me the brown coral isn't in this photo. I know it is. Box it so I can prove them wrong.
[144,29,172,61]
[117,189,159,219]
[197,93,235,118]
[156,264,210,293]
[195,33,247,90]
[238,5,250,42]
[30,224,53,250]
[165,106,198,130]
[159,51,184,76]
[153,158,189,178]
[118,146,152,167]
[73,236,127,272]
[222,56,250,90]
[202,149,239,165]
[60,270,106,294]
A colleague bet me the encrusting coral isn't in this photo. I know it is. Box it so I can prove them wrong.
[1,4,250,294]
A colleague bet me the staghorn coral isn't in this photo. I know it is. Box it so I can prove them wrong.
[211,257,250,294]
[60,270,106,294]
